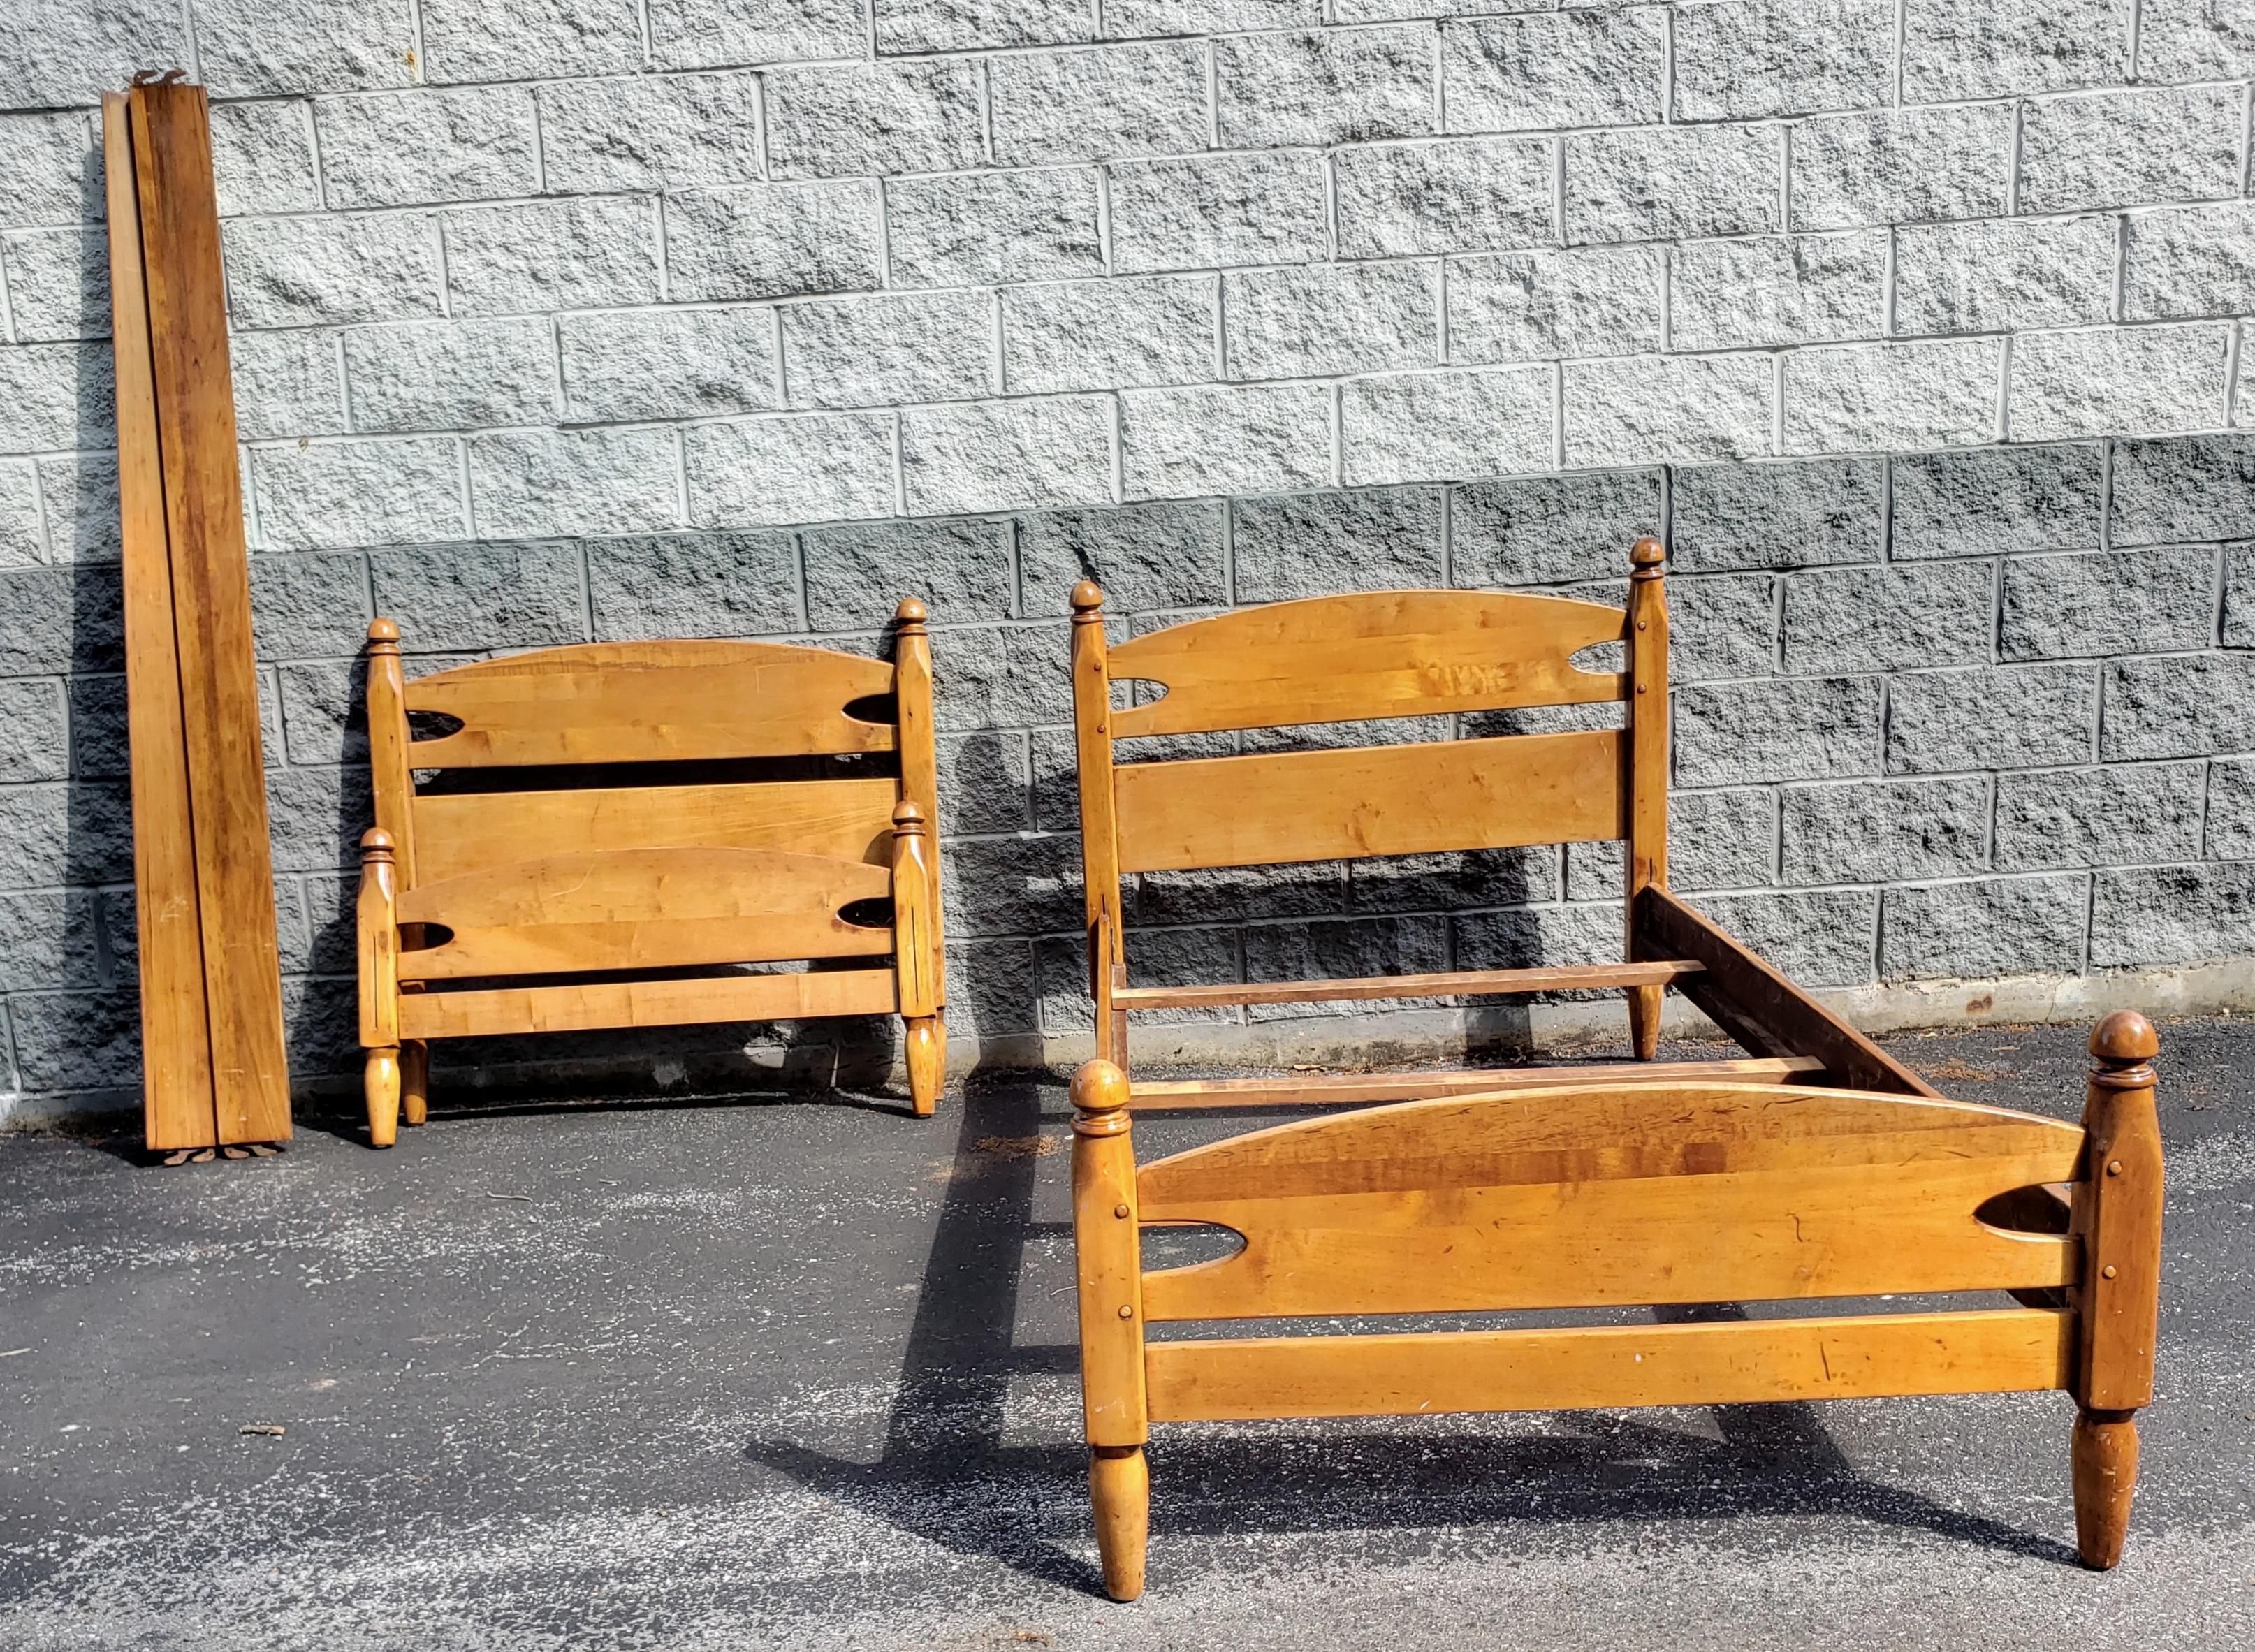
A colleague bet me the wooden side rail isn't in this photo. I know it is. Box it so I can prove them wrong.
[1111,960,1702,1012]
[1128,1055,1822,1111]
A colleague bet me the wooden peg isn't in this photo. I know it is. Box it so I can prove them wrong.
[1071,1059,1148,1599]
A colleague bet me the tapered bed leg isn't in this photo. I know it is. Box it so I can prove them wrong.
[400,1039,429,1126]
[1091,1445,1148,1602]
[365,1046,400,1148]
[1627,984,1662,1060]
[904,1014,944,1118]
[2073,1409,2139,1568]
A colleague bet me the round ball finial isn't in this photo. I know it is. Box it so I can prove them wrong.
[892,798,926,829]
[894,596,928,626]
[1071,1058,1130,1115]
[2090,1009,2158,1065]
[360,827,395,855]
[1069,580,1104,614]
[367,616,400,643]
[1630,537,1665,569]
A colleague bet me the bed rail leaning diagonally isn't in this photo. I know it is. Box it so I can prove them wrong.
[1067,1013,2166,1600]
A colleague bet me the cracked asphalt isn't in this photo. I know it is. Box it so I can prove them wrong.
[3,1018,2253,1650]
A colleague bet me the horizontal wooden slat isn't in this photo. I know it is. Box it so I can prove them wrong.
[1135,1084,2084,1318]
[413,777,898,882]
[404,640,896,766]
[1113,960,1702,1012]
[1127,1055,1823,1111]
[1108,590,1628,738]
[1114,729,1625,873]
[399,967,899,1039]
[1144,1310,2073,1422]
[397,847,891,979]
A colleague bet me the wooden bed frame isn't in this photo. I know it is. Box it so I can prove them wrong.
[1067,539,1939,1107]
[354,603,947,1145]
[1070,1012,2165,1598]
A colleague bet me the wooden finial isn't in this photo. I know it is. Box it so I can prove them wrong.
[1072,1058,1131,1129]
[1630,537,1665,577]
[1070,580,1105,620]
[367,617,400,650]
[2089,1009,2157,1075]
[359,828,395,861]
[891,798,926,833]
[893,596,928,631]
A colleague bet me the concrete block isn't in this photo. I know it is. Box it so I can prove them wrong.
[0,781,131,889]
[2205,756,2255,858]
[2019,85,2243,214]
[1452,467,1661,587]
[316,86,537,209]
[988,41,1208,166]
[265,763,374,873]
[1446,246,1662,363]
[1121,383,1332,499]
[645,0,866,69]
[1673,0,1893,121]
[343,317,557,433]
[534,70,764,193]
[933,620,1074,731]
[0,889,106,992]
[2112,434,2255,547]
[420,0,644,83]
[900,395,1116,516]
[1672,230,1886,350]
[1332,137,1553,259]
[0,461,40,569]
[1037,925,1239,1034]
[2226,545,2255,646]
[1788,105,2013,231]
[9,991,143,1095]
[1995,761,2207,870]
[2124,200,2255,323]
[947,936,1040,1039]
[1002,276,1217,395]
[249,437,467,551]
[1892,444,2104,559]
[34,453,121,565]
[2001,547,2217,661]
[1217,26,1432,147]
[0,342,110,457]
[1567,787,1778,898]
[947,831,1083,937]
[1902,0,2129,100]
[0,112,100,228]
[1340,367,1554,488]
[1782,338,2003,455]
[1452,902,1622,974]
[1781,774,1990,884]
[587,530,801,640]
[1,228,107,343]
[664,182,882,302]
[1782,560,1992,675]
[2101,653,2255,761]
[1886,663,2098,773]
[0,678,68,783]
[2091,862,2255,967]
[1225,262,1438,380]
[1243,916,1451,1020]
[1881,873,2090,981]
[559,307,778,423]
[2138,0,2255,81]
[230,330,347,441]
[1669,572,1779,682]
[274,658,363,766]
[1894,217,2117,337]
[1350,844,1560,914]
[1109,152,1329,275]
[765,59,985,180]
[208,101,321,216]
[221,212,444,328]
[803,518,1014,630]
[2010,323,2231,441]
[937,730,1033,835]
[1564,125,1781,245]
[1104,0,1318,36]
[1443,9,1664,132]
[1231,487,1445,601]
[1563,354,1772,467]
[1674,675,1883,785]
[0,566,124,678]
[192,0,416,94]
[876,0,1093,52]
[369,539,587,651]
[68,675,127,778]
[467,429,680,539]
[0,1,184,111]
[443,197,659,314]
[1016,499,1225,615]
[783,291,992,409]
[249,550,373,659]
[1694,887,1879,986]
[886,167,1104,288]
[685,413,895,527]
[1134,859,1348,926]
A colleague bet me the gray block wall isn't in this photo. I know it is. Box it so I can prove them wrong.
[6,1,2255,1116]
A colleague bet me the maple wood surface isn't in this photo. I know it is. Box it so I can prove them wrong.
[1125,1055,1825,1111]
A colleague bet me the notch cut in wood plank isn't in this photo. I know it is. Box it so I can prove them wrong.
[1111,960,1703,1011]
[1127,1055,1825,1111]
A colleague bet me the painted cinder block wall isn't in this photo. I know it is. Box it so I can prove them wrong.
[7,0,2255,1118]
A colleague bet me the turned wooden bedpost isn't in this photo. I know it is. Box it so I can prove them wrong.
[1072,1058,1149,1601]
[365,619,428,1125]
[892,598,945,1019]
[1623,536,1670,1060]
[1070,583,1130,1068]
[891,800,944,1118]
[357,828,402,1148]
[2071,1009,2163,1568]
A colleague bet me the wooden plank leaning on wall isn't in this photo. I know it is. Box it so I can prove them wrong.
[103,76,291,1156]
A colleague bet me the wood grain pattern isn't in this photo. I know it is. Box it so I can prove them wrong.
[1143,1310,2074,1422]
[404,640,898,766]
[395,847,892,980]
[397,967,900,1040]
[1624,538,1670,1060]
[1111,960,1702,1011]
[1126,1055,1824,1111]
[1071,584,1130,1066]
[365,620,417,882]
[1114,729,1626,872]
[2075,1013,2165,1412]
[1108,590,1628,738]
[1135,1084,2082,1319]
[893,599,946,1011]
[1072,1062,1150,1449]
